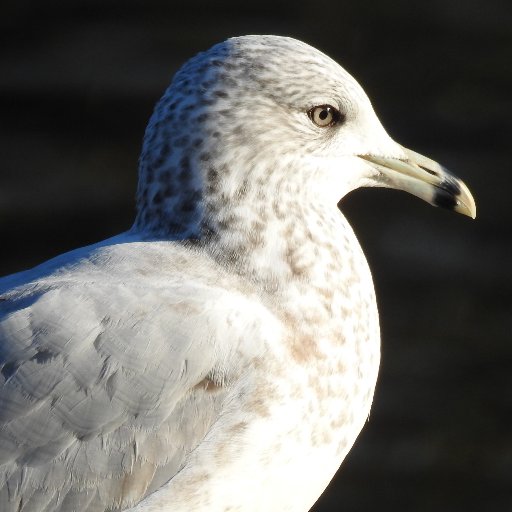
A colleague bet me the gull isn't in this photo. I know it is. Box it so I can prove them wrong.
[0,35,476,512]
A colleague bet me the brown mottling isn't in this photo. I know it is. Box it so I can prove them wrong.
[224,245,249,265]
[214,439,228,464]
[336,357,347,373]
[235,180,249,200]
[282,222,294,239]
[271,200,287,221]
[183,471,212,489]
[250,356,265,370]
[194,376,223,392]
[247,395,271,418]
[204,198,219,216]
[126,40,383,499]
[285,246,308,278]
[199,97,216,106]
[312,428,332,447]
[229,421,248,435]
[288,333,318,363]
[330,411,348,430]
[207,166,219,183]
[247,228,265,248]
[316,286,334,301]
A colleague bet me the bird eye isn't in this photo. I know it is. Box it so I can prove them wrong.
[308,105,342,128]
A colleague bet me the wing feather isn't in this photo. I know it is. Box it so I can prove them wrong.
[0,243,262,511]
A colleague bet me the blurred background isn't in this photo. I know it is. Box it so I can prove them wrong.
[1,0,511,510]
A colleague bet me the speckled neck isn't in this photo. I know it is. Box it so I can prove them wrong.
[130,49,226,238]
[129,34,380,327]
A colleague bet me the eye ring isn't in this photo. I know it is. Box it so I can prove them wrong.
[307,105,343,128]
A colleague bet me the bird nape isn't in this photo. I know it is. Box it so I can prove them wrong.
[0,35,475,512]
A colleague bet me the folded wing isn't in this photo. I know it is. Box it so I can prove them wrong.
[0,244,268,511]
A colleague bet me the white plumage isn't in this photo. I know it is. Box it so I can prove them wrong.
[0,35,475,511]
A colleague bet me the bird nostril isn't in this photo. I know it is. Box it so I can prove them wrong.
[418,165,438,177]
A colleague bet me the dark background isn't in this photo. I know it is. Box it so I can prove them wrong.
[1,1,511,510]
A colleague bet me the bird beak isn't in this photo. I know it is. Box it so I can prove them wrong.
[359,146,476,219]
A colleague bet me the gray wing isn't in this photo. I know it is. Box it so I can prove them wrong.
[0,269,244,512]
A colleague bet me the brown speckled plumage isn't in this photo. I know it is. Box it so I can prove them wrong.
[0,35,475,512]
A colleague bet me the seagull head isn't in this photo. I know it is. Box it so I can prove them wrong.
[133,35,475,237]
